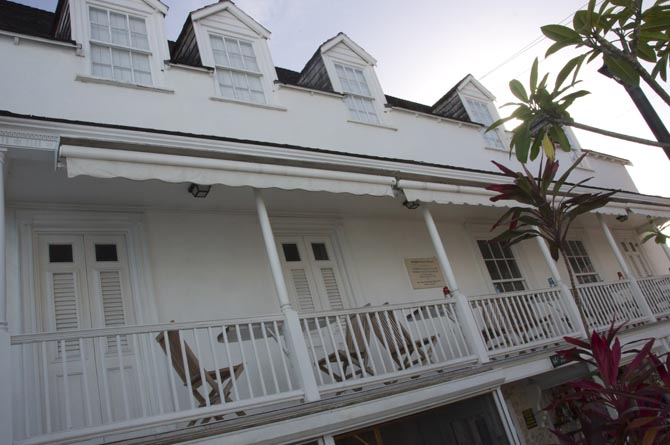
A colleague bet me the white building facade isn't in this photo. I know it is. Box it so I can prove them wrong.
[1,1,670,444]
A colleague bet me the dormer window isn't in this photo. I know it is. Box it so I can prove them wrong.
[464,98,505,150]
[210,34,265,104]
[334,63,379,124]
[89,7,152,85]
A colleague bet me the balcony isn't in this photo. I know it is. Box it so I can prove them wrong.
[10,277,670,445]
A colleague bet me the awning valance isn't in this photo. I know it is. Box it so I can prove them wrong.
[59,146,397,197]
[398,179,670,219]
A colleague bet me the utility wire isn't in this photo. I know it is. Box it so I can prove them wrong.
[479,1,600,80]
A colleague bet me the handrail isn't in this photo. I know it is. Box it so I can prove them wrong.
[576,279,630,289]
[297,298,457,319]
[11,313,285,344]
[467,287,559,301]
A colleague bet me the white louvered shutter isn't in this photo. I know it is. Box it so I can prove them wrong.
[278,239,321,312]
[52,272,81,353]
[291,269,317,312]
[318,267,344,310]
[307,239,346,311]
[98,270,128,351]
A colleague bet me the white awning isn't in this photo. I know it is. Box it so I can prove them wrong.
[398,180,512,208]
[398,179,670,219]
[59,145,397,197]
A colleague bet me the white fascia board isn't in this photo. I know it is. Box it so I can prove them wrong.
[191,2,271,38]
[320,33,377,65]
[144,0,168,15]
[3,116,670,210]
[459,75,496,102]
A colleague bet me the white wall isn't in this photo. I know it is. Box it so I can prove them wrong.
[0,36,637,192]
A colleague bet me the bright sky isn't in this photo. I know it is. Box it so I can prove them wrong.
[15,0,670,198]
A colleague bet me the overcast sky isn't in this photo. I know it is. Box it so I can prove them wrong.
[15,0,670,197]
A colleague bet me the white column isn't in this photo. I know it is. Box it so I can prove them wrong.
[0,150,11,442]
[535,235,588,336]
[597,214,656,322]
[420,206,489,363]
[661,243,670,266]
[254,189,320,402]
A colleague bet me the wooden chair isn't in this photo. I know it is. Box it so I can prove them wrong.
[370,308,436,369]
[317,313,374,382]
[156,330,244,424]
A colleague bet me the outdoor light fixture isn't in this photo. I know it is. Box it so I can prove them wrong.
[402,200,420,210]
[616,208,632,222]
[188,183,211,198]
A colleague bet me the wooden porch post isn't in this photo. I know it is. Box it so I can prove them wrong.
[420,205,490,363]
[0,149,12,441]
[534,235,588,337]
[597,214,657,322]
[254,189,320,402]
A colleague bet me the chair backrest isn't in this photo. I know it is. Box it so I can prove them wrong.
[344,313,371,358]
[370,309,412,355]
[156,330,202,385]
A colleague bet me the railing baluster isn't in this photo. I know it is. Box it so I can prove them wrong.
[41,342,51,434]
[344,315,366,378]
[437,303,460,357]
[324,316,346,381]
[302,318,324,386]
[220,325,239,401]
[78,339,92,426]
[192,328,209,407]
[260,322,279,394]
[177,330,195,410]
[235,324,253,398]
[247,323,267,396]
[364,312,387,374]
[392,310,413,368]
[130,334,148,418]
[206,327,225,405]
[97,336,113,423]
[354,313,377,376]
[59,340,72,430]
[116,335,131,420]
[275,320,293,391]
[313,316,336,382]
[162,330,180,413]
[148,331,165,415]
[425,305,448,361]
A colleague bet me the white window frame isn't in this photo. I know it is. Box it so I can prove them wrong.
[462,96,506,150]
[86,4,154,86]
[332,62,381,125]
[476,239,527,293]
[564,239,601,284]
[209,32,267,105]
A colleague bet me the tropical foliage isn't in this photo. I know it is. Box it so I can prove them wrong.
[486,154,614,331]
[489,0,670,163]
[641,219,669,245]
[550,322,670,444]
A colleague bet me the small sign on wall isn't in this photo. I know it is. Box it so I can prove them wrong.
[522,408,538,429]
[404,257,446,289]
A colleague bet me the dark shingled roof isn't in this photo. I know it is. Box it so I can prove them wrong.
[0,0,474,125]
[0,0,61,40]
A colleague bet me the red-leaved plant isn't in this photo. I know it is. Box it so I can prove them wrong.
[549,322,670,444]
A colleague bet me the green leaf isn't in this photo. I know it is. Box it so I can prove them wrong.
[509,79,529,102]
[553,153,587,196]
[604,54,640,85]
[549,126,572,152]
[530,130,544,161]
[555,55,583,89]
[636,41,657,63]
[542,134,556,160]
[487,116,513,131]
[545,40,577,57]
[541,24,582,43]
[513,123,531,163]
[530,58,539,91]
[573,10,590,33]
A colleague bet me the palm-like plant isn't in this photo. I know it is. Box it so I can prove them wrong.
[486,153,615,333]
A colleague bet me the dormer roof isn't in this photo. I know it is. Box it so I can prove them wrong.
[189,1,270,38]
[319,32,376,65]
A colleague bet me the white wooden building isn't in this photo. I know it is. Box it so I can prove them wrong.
[1,1,669,444]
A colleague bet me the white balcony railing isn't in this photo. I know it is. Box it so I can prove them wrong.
[577,280,646,330]
[468,288,577,356]
[638,275,670,318]
[11,316,302,445]
[299,300,477,393]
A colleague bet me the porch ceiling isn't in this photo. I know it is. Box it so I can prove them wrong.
[8,157,511,221]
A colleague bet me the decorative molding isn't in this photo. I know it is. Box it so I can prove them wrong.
[0,130,59,151]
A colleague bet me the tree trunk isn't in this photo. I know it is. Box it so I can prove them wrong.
[560,247,591,336]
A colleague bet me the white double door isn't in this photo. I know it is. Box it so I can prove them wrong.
[37,233,142,431]
[618,238,653,278]
[277,236,348,313]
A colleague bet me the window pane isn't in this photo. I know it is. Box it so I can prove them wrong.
[90,8,110,42]
[49,244,73,263]
[282,244,301,262]
[311,243,329,261]
[129,17,149,50]
[95,244,118,262]
[110,12,130,47]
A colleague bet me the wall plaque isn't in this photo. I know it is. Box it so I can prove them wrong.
[522,408,538,429]
[404,257,446,289]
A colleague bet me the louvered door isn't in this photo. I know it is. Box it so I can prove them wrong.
[37,233,140,430]
[277,236,348,313]
[38,235,102,431]
[618,238,653,278]
[83,235,142,422]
